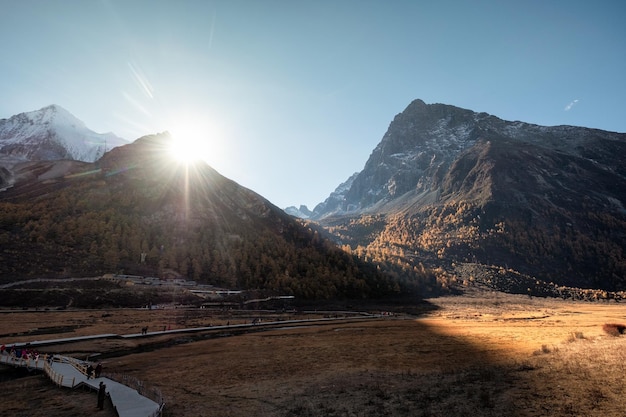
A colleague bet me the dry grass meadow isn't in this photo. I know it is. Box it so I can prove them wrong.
[3,290,626,416]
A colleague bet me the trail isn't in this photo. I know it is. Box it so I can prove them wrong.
[0,352,162,417]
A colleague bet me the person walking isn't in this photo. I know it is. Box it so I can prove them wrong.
[97,381,107,410]
[95,362,103,378]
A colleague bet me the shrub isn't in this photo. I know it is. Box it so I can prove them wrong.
[567,331,585,342]
[533,344,552,355]
[602,323,626,336]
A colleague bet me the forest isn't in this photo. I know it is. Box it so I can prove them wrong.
[325,199,626,293]
[0,160,442,300]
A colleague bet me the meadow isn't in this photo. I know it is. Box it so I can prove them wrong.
[2,290,626,416]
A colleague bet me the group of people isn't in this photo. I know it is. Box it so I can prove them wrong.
[0,343,42,363]
[1,343,108,410]
[85,361,103,379]
[86,361,108,410]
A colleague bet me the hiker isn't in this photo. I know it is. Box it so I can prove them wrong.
[95,362,103,378]
[86,363,94,379]
[97,381,107,410]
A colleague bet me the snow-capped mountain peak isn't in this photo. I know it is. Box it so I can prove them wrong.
[29,104,86,128]
[0,104,128,163]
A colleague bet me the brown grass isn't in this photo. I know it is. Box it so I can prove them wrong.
[3,291,626,416]
[0,373,118,417]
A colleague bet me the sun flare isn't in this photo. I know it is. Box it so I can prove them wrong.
[167,118,213,164]
[168,135,203,163]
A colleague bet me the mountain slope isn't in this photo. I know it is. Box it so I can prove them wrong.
[312,99,626,294]
[312,99,625,218]
[0,133,405,299]
[0,105,128,190]
[0,104,127,162]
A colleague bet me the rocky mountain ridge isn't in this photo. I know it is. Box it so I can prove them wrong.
[305,99,626,294]
[0,104,127,189]
[310,99,625,219]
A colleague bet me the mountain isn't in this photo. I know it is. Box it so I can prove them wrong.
[0,105,127,188]
[311,99,625,218]
[308,99,626,295]
[0,133,408,300]
[284,205,313,219]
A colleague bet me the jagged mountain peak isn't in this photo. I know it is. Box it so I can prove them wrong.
[5,104,89,136]
[0,104,127,163]
[305,98,626,294]
[29,104,84,126]
[310,99,625,219]
[0,105,129,190]
[284,204,313,219]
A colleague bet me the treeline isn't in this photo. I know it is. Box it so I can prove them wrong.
[325,200,626,293]
[0,171,410,300]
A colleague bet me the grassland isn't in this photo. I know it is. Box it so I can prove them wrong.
[2,290,626,416]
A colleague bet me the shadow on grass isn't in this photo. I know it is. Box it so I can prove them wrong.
[0,296,573,417]
[101,300,540,417]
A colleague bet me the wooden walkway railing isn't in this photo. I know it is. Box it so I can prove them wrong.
[0,351,163,417]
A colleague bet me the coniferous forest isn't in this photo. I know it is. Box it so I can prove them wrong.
[0,135,438,300]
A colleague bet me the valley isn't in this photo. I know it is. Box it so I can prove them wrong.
[0,101,624,417]
[2,291,626,416]
[1,3,624,416]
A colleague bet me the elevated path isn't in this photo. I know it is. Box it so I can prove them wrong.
[0,352,162,417]
[1,312,383,416]
[5,313,381,349]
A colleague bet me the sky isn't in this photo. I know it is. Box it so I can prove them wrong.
[1,0,625,209]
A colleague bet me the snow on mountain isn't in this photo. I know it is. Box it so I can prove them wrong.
[284,205,313,219]
[308,172,359,219]
[0,104,128,163]
[306,99,626,220]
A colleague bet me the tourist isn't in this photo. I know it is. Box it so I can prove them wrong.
[97,381,107,410]
[95,362,103,378]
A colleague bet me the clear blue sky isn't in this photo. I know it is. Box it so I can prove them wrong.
[1,0,625,209]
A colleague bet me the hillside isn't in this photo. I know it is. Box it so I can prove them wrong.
[312,100,626,295]
[0,104,128,190]
[0,133,433,300]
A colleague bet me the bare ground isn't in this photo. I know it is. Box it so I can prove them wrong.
[2,291,626,416]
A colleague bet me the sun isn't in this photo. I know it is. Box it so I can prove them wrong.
[167,118,213,164]
[168,134,203,163]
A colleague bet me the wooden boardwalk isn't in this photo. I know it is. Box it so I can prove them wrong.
[1,312,380,416]
[0,352,162,417]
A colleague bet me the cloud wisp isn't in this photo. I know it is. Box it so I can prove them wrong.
[564,99,579,111]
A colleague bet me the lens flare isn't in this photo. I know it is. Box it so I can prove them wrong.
[167,119,213,164]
